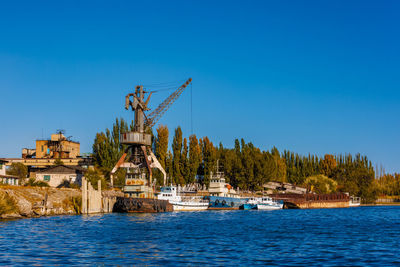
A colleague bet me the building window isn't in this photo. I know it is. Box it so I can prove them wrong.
[44,175,50,181]
[41,146,44,152]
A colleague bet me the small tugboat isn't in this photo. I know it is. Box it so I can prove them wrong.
[256,197,284,210]
[240,197,283,210]
[349,196,361,207]
[240,197,258,210]
[207,167,247,210]
[157,185,209,211]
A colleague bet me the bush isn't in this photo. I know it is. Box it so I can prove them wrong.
[25,178,50,187]
[0,192,18,215]
[85,168,107,190]
[72,196,82,214]
[305,174,338,194]
[57,179,80,189]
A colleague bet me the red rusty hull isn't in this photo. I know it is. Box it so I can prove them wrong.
[113,197,173,213]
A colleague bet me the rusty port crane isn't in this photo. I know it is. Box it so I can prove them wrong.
[112,78,192,212]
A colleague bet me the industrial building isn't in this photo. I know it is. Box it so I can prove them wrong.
[22,132,80,159]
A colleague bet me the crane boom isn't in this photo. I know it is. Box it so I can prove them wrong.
[145,78,192,129]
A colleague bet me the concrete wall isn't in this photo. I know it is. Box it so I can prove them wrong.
[81,177,119,214]
[0,163,5,176]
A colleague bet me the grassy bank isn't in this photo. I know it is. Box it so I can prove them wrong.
[0,191,19,216]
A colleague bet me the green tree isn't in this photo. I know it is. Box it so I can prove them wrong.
[181,137,190,184]
[200,137,216,186]
[165,150,173,184]
[7,163,28,182]
[154,125,169,185]
[305,174,338,194]
[54,158,64,166]
[92,118,130,180]
[188,134,201,184]
[320,154,337,177]
[155,125,169,170]
[172,127,184,185]
[85,167,107,190]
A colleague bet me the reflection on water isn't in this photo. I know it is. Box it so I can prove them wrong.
[1,207,400,265]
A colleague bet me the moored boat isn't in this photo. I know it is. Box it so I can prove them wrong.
[207,168,247,210]
[256,197,284,210]
[240,197,258,210]
[207,195,247,210]
[157,185,209,211]
[349,196,361,207]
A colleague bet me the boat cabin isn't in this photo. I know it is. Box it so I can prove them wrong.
[208,171,238,197]
[157,185,181,202]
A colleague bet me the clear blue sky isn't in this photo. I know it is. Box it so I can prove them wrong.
[0,1,399,173]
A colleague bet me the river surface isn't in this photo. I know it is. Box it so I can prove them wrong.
[1,206,400,266]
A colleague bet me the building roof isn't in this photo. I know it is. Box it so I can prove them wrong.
[0,174,20,179]
[38,165,85,174]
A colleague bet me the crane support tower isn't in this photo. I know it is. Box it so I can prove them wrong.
[111,78,192,200]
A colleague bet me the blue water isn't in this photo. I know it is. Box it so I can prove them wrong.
[1,206,400,266]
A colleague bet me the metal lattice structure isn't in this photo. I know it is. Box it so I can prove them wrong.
[111,78,192,197]
[145,78,192,129]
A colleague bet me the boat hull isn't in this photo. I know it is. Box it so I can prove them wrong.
[256,203,283,210]
[171,202,209,211]
[207,196,248,210]
[113,197,173,213]
[240,203,257,210]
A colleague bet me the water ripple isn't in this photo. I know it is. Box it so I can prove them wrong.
[0,206,400,265]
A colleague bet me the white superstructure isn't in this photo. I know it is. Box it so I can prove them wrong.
[157,185,209,211]
[349,196,361,207]
[256,197,283,210]
[208,171,239,197]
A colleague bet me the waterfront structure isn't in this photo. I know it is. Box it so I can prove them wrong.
[0,159,7,176]
[2,131,91,176]
[208,171,238,197]
[22,131,80,159]
[110,78,191,212]
[207,169,247,209]
[0,159,20,185]
[349,196,361,207]
[239,197,283,210]
[157,185,209,211]
[256,197,284,210]
[0,175,20,185]
[110,79,192,198]
[35,165,85,187]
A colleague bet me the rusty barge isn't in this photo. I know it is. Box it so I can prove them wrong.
[269,193,350,209]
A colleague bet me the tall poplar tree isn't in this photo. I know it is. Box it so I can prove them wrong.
[188,134,201,184]
[200,136,217,186]
[182,138,190,184]
[172,126,184,185]
[92,118,130,179]
[155,125,169,169]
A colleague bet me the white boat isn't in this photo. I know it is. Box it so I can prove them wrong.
[256,197,284,210]
[349,196,361,207]
[157,185,209,211]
